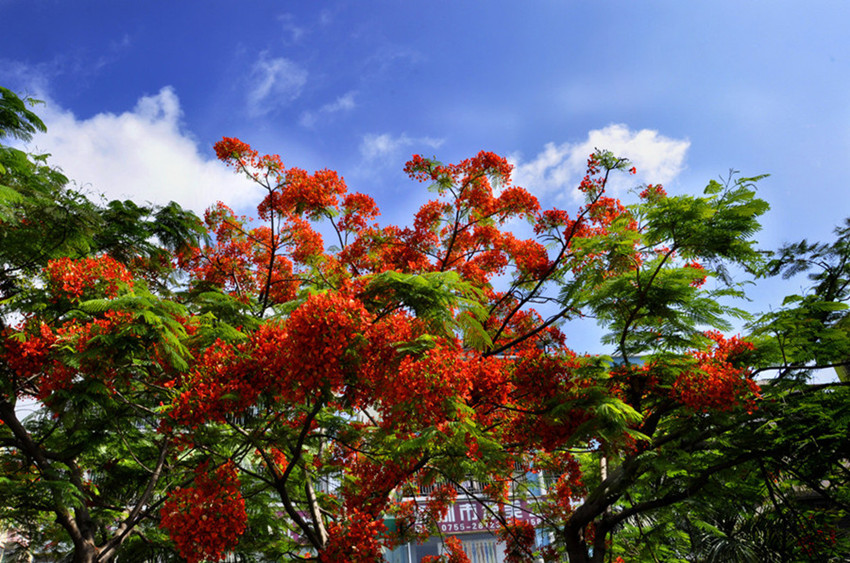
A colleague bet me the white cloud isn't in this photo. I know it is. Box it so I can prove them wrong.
[510,124,690,200]
[30,87,256,214]
[246,55,307,117]
[277,13,306,43]
[299,91,356,127]
[323,92,356,113]
[360,133,444,162]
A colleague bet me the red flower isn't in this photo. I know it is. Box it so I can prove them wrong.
[45,255,133,302]
[421,536,470,563]
[160,461,247,563]
[672,332,759,412]
[497,519,536,563]
[320,509,389,563]
[214,137,255,161]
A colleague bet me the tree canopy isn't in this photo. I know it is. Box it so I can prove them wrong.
[1,86,848,563]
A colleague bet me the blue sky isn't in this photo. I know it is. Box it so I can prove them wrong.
[2,1,850,351]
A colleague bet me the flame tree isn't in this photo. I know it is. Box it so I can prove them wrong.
[10,86,846,563]
[157,136,768,563]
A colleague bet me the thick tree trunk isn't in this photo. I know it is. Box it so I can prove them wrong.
[564,525,589,563]
[72,540,99,563]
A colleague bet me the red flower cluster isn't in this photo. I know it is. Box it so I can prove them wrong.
[404,151,513,190]
[169,338,251,425]
[375,342,475,430]
[179,202,304,305]
[338,192,380,232]
[496,519,537,563]
[213,137,254,161]
[45,255,133,302]
[2,322,55,384]
[170,292,375,425]
[394,152,542,286]
[683,260,707,287]
[672,331,759,412]
[539,452,584,520]
[503,235,551,279]
[639,183,667,200]
[281,291,370,397]
[506,349,594,451]
[343,457,419,517]
[424,483,458,523]
[2,305,141,401]
[1,321,76,402]
[160,461,247,563]
[421,536,470,563]
[320,509,388,563]
[201,138,396,303]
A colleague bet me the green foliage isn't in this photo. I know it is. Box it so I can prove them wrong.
[644,174,769,265]
[749,218,850,378]
[603,218,850,562]
[360,270,490,345]
[93,199,204,287]
[579,173,768,359]
[0,86,204,563]
[0,86,45,143]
